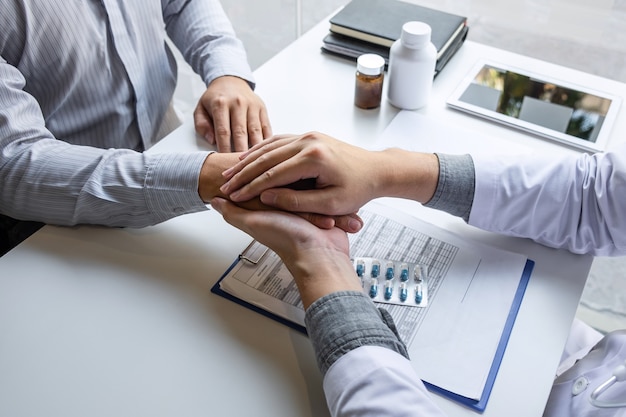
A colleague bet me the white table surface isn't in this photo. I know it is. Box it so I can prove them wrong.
[2,17,626,417]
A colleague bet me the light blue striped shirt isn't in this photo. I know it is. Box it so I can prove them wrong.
[0,0,254,227]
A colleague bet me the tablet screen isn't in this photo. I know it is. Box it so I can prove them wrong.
[447,60,621,152]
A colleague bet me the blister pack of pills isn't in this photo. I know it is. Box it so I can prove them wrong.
[353,257,428,307]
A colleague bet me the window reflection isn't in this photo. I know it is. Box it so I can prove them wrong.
[460,65,612,142]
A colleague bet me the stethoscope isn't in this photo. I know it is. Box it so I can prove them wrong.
[588,359,626,408]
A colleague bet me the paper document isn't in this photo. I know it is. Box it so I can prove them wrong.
[216,200,530,402]
[373,109,533,155]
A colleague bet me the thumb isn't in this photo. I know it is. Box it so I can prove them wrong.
[210,197,247,230]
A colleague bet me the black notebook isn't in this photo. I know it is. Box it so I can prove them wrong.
[322,24,468,76]
[329,0,467,59]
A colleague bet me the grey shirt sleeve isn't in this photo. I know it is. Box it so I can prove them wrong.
[424,153,475,222]
[304,291,409,375]
[304,154,477,376]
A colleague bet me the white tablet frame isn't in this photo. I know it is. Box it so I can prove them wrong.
[447,59,622,152]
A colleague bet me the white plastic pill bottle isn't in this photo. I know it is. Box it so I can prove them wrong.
[386,21,437,110]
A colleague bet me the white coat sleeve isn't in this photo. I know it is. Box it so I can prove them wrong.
[324,346,448,417]
[469,146,626,256]
[305,291,447,417]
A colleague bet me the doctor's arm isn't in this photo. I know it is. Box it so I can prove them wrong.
[468,149,626,256]
[210,197,447,417]
[220,132,626,256]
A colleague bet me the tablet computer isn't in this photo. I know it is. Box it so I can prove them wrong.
[447,59,621,152]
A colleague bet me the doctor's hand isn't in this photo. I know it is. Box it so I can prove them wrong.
[194,76,272,153]
[199,152,363,233]
[219,132,440,216]
[210,197,362,309]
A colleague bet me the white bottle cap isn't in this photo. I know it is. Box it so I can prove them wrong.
[400,21,432,49]
[357,53,385,75]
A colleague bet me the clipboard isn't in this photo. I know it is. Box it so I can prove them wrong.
[422,258,534,412]
[212,238,534,413]
[211,240,308,334]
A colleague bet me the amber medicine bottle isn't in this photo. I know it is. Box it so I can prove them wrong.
[354,54,385,109]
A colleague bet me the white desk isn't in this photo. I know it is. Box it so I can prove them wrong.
[2,18,626,417]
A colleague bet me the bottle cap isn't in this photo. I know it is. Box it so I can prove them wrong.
[357,54,385,75]
[400,21,432,49]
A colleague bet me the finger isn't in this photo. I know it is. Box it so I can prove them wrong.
[213,197,309,254]
[227,149,320,202]
[260,107,273,140]
[230,106,249,152]
[259,187,341,215]
[225,135,296,178]
[297,212,335,230]
[211,105,232,153]
[194,104,216,145]
[247,109,266,147]
[226,133,299,173]
[229,138,300,181]
[211,197,256,237]
[209,196,228,215]
[221,138,306,195]
[298,212,362,233]
[235,136,275,161]
[332,213,364,233]
[210,197,242,223]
